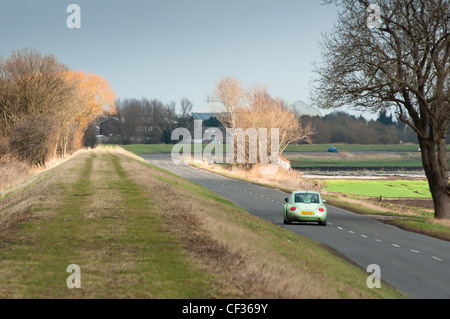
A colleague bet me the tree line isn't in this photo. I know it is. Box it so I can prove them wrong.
[96,97,195,145]
[99,97,430,147]
[300,111,430,145]
[0,48,116,166]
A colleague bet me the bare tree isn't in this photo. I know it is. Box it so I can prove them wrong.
[179,97,193,119]
[0,48,71,137]
[176,97,194,133]
[214,77,315,169]
[312,0,449,219]
[116,98,143,144]
[214,77,244,132]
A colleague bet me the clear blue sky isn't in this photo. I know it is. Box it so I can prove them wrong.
[1,0,343,113]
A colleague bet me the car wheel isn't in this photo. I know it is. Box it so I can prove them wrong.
[319,220,327,226]
[284,219,291,225]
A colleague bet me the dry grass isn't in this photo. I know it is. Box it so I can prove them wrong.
[430,218,450,228]
[193,159,321,193]
[0,151,90,233]
[325,193,423,216]
[0,155,34,197]
[0,149,88,199]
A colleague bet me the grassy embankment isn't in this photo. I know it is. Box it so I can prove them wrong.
[121,144,449,241]
[0,146,405,298]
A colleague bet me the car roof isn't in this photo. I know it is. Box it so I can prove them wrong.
[292,190,320,195]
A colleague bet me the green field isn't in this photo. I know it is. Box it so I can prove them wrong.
[284,149,429,169]
[121,144,175,154]
[324,179,431,198]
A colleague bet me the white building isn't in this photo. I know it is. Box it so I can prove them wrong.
[278,155,291,171]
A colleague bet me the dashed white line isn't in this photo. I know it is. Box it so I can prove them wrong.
[361,234,367,238]
[432,256,442,262]
[337,227,343,230]
[375,239,382,242]
[392,244,401,248]
[348,231,355,234]
[410,249,420,254]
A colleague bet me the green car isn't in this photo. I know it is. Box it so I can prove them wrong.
[283,191,327,226]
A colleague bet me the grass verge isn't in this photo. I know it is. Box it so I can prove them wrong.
[0,150,214,298]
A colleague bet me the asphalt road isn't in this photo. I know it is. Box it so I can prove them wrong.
[141,153,450,299]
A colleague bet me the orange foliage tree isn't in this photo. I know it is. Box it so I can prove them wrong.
[59,71,116,155]
[0,48,116,164]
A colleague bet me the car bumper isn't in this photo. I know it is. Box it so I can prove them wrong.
[286,211,327,222]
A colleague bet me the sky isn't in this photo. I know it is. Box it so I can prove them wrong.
[0,0,348,114]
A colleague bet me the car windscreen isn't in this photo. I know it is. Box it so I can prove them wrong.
[294,193,319,204]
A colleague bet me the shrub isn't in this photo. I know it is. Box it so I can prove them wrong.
[11,115,57,167]
[0,134,10,157]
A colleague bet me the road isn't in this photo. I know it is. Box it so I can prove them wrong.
[142,153,450,299]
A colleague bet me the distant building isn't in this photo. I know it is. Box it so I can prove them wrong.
[192,112,218,121]
[192,100,226,122]
[98,117,121,136]
[278,155,291,171]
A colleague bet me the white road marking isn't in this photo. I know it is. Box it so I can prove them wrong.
[361,234,367,238]
[337,227,343,230]
[432,256,442,262]
[375,239,382,242]
[410,249,420,254]
[392,244,400,248]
